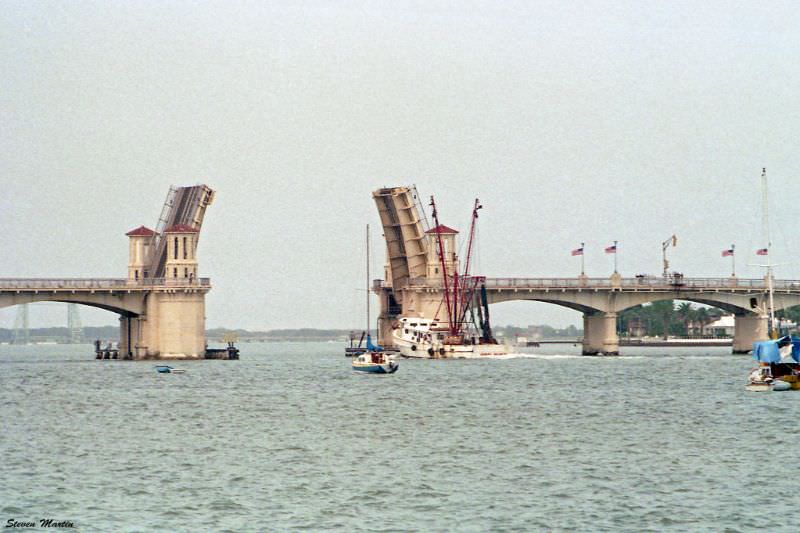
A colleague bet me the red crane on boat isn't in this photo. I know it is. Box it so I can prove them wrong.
[429,196,486,339]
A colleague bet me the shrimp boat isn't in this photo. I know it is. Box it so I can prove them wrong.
[352,335,399,374]
[391,197,506,359]
[747,336,800,391]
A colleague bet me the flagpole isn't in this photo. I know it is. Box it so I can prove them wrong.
[580,242,585,275]
[613,240,618,273]
[731,243,735,277]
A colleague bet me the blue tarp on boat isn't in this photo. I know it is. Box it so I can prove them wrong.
[366,334,383,352]
[752,336,800,363]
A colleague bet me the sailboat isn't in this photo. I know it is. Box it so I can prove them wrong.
[352,224,399,374]
[746,168,799,391]
[352,334,399,374]
[391,197,507,359]
[748,336,798,391]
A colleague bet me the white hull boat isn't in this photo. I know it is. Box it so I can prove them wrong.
[392,317,507,359]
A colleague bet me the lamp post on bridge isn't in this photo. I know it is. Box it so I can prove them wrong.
[662,234,677,279]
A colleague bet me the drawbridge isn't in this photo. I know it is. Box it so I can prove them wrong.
[148,185,215,278]
[372,186,429,289]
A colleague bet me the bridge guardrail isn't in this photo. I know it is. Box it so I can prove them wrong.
[399,276,800,291]
[0,278,211,289]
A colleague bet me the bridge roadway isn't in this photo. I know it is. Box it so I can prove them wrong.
[378,275,800,354]
[0,278,210,315]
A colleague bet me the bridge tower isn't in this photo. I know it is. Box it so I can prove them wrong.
[164,224,199,282]
[126,225,156,281]
[117,185,214,360]
[425,224,459,279]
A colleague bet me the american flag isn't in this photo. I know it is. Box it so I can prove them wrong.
[604,244,617,254]
[756,248,768,256]
[571,247,584,256]
[721,249,734,257]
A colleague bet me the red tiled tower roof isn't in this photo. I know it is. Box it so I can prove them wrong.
[125,225,156,237]
[425,224,459,235]
[164,224,199,234]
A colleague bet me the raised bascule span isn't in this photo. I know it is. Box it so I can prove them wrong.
[148,185,215,278]
[372,186,800,355]
[372,187,429,289]
[0,185,217,360]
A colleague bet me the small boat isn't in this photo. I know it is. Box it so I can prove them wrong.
[352,335,398,374]
[747,336,800,391]
[155,365,186,374]
[352,352,398,374]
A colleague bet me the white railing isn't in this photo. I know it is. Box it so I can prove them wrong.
[0,278,211,290]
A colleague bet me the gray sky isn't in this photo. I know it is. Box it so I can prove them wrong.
[2,1,800,330]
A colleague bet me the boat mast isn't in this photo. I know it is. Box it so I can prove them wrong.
[761,167,776,337]
[456,199,483,327]
[429,196,455,335]
[366,224,370,336]
[462,199,482,279]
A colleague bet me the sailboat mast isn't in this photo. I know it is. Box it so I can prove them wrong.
[761,168,776,336]
[366,224,370,336]
[762,168,771,253]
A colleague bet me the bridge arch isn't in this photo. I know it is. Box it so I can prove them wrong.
[487,292,605,315]
[610,293,753,316]
[0,293,145,317]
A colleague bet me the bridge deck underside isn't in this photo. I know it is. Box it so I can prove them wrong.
[0,292,146,316]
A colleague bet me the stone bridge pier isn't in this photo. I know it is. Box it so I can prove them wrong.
[582,312,619,356]
[732,314,768,354]
[580,311,767,356]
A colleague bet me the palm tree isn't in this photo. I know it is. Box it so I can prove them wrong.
[675,302,694,336]
[651,300,676,340]
[695,307,710,336]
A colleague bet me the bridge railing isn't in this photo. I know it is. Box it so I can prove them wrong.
[399,276,800,291]
[0,278,211,290]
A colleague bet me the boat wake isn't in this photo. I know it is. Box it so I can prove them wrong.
[482,353,647,360]
[478,352,581,360]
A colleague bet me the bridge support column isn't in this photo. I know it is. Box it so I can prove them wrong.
[582,312,619,356]
[117,291,206,359]
[733,314,768,354]
[119,315,133,359]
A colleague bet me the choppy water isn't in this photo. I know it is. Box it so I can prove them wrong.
[1,342,797,532]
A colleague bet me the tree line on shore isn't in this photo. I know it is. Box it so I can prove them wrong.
[619,300,800,338]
